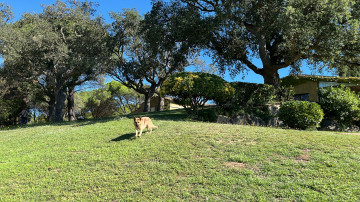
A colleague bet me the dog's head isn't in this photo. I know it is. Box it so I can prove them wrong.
[134,116,142,128]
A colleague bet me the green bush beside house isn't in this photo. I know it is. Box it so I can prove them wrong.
[319,85,360,127]
[279,101,324,130]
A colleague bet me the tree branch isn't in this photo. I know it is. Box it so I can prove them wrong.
[244,22,272,67]
[183,0,218,12]
[274,37,321,69]
[60,26,67,43]
[239,56,263,75]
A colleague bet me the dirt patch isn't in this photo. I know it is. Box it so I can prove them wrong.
[295,149,311,163]
[217,138,245,145]
[225,162,246,169]
[340,133,360,136]
[48,167,61,173]
[244,140,257,146]
[72,151,86,154]
[216,139,224,143]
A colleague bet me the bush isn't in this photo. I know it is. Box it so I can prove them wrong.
[216,82,276,116]
[319,86,360,125]
[197,108,218,122]
[0,99,23,126]
[161,72,234,113]
[279,101,324,130]
[276,85,295,102]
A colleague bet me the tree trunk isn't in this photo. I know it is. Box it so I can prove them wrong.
[143,93,151,112]
[143,85,158,112]
[262,69,280,87]
[67,87,76,121]
[47,98,55,122]
[54,80,67,122]
[158,95,164,111]
[33,111,36,123]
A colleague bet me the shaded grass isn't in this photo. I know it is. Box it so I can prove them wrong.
[1,110,360,201]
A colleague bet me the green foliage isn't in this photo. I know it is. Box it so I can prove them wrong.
[279,101,324,130]
[161,72,234,113]
[217,82,276,116]
[181,0,360,85]
[108,2,198,112]
[0,0,109,122]
[106,81,143,114]
[0,99,23,126]
[281,75,360,87]
[85,89,117,119]
[319,86,360,125]
[74,90,92,118]
[252,106,272,124]
[0,74,34,126]
[197,108,218,122]
[75,81,143,118]
[0,3,12,27]
[276,85,295,102]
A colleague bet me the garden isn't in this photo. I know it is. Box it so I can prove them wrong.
[161,72,360,132]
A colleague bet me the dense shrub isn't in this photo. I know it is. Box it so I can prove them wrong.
[276,85,295,102]
[0,98,24,126]
[279,101,324,130]
[85,89,118,118]
[197,108,218,122]
[319,86,360,125]
[216,82,276,116]
[161,72,234,113]
[232,82,276,107]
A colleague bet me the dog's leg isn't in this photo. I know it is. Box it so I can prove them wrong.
[135,129,138,137]
[138,129,143,137]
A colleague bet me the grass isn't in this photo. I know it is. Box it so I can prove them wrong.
[1,109,360,201]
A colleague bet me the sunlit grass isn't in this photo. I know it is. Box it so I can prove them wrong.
[1,110,360,201]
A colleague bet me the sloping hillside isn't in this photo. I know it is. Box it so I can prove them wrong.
[1,110,360,201]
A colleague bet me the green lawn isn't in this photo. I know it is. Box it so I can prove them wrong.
[1,110,360,201]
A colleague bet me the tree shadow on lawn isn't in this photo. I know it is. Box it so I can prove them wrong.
[49,116,115,128]
[128,109,188,121]
[2,117,115,131]
[111,129,159,141]
[111,133,135,141]
[70,109,188,128]
[2,109,189,131]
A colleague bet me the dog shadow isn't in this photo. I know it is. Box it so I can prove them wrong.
[111,133,135,142]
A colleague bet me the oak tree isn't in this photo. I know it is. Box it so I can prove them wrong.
[108,1,199,112]
[0,0,109,122]
[181,0,360,86]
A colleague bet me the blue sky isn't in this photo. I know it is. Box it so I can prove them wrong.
[4,0,153,18]
[1,0,335,84]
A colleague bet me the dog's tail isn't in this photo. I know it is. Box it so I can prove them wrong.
[153,125,158,129]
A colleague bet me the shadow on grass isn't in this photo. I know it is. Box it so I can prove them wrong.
[1,116,115,131]
[1,109,189,131]
[127,109,189,121]
[69,117,115,127]
[111,133,135,141]
[72,109,188,128]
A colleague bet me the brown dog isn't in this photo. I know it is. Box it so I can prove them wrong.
[133,117,158,138]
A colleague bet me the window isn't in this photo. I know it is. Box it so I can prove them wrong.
[294,93,310,101]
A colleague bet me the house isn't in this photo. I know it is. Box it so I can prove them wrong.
[281,75,360,102]
[132,95,184,113]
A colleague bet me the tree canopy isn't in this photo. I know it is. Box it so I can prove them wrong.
[1,0,360,125]
[161,72,234,113]
[0,3,12,27]
[0,0,109,122]
[107,1,199,112]
[180,0,360,86]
